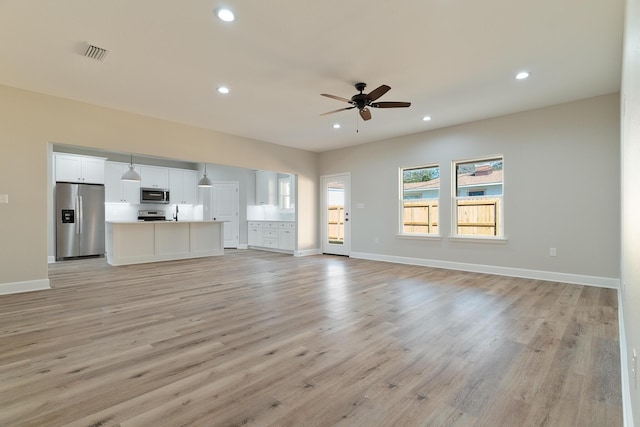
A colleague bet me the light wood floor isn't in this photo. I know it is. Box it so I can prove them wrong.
[1,250,622,426]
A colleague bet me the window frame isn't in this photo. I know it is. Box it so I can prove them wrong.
[279,176,292,210]
[399,163,441,237]
[452,156,504,239]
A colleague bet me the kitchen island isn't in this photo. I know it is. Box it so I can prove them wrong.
[105,220,224,266]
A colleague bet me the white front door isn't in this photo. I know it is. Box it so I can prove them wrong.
[212,182,239,248]
[321,173,351,256]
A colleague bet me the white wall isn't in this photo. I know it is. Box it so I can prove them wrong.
[621,0,640,423]
[319,94,620,285]
[0,84,319,293]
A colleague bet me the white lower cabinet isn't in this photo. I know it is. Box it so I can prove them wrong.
[106,221,224,266]
[278,222,295,251]
[248,221,295,252]
[248,222,263,246]
[262,222,279,248]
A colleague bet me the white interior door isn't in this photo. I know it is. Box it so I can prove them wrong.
[321,173,351,256]
[211,182,239,248]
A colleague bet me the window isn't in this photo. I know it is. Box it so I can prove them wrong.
[279,177,292,210]
[454,157,503,237]
[400,165,439,235]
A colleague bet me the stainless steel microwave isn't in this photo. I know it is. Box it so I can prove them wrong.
[140,188,170,204]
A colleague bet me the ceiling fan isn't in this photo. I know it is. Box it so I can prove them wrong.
[320,82,411,121]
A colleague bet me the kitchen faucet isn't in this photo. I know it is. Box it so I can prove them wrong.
[173,204,179,221]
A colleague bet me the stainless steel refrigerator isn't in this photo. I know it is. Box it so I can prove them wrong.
[56,182,105,260]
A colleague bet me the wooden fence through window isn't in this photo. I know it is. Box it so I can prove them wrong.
[327,205,344,243]
[403,200,439,234]
[403,197,501,236]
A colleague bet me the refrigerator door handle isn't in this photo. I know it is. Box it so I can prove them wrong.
[78,195,83,234]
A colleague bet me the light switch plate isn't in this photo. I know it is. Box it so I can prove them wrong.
[0,194,8,204]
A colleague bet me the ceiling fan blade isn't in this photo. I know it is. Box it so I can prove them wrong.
[321,93,352,103]
[366,85,391,102]
[370,101,411,108]
[360,108,372,121]
[320,106,355,116]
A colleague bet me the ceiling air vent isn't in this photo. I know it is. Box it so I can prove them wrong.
[83,44,109,61]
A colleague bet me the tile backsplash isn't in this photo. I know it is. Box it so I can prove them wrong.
[105,203,203,221]
[247,205,295,221]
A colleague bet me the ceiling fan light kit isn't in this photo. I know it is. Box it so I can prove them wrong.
[320,82,411,121]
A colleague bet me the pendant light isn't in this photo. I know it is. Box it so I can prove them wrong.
[198,163,213,187]
[121,153,141,182]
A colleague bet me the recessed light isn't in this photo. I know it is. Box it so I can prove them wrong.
[217,86,230,94]
[515,71,531,80]
[217,8,235,22]
[422,116,432,122]
[333,123,341,129]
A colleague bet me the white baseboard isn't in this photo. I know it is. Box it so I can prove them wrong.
[48,256,55,263]
[349,251,620,289]
[246,245,295,255]
[0,278,51,295]
[618,291,635,427]
[236,244,248,250]
[294,248,322,257]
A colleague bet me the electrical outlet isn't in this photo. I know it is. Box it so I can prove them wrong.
[633,349,637,390]
[374,236,379,244]
[0,194,8,204]
[549,247,557,257]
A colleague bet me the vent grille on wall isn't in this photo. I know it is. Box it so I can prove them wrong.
[84,44,109,61]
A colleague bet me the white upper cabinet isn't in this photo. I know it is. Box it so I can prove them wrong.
[55,154,106,184]
[169,169,198,204]
[183,171,198,204]
[106,163,198,205]
[104,162,140,203]
[139,165,169,189]
[255,170,277,205]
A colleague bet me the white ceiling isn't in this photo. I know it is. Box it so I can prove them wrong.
[0,1,624,153]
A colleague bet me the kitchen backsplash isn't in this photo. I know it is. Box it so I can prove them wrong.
[105,203,203,221]
[247,205,295,221]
